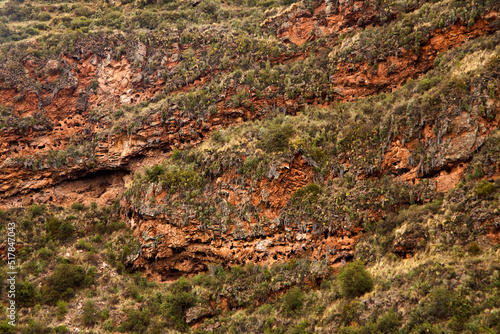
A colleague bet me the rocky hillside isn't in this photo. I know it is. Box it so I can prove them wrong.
[1,0,500,332]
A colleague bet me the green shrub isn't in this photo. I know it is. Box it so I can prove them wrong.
[241,156,260,176]
[416,77,440,93]
[17,281,37,308]
[192,273,216,288]
[230,265,246,280]
[288,321,309,334]
[257,304,273,315]
[172,149,182,160]
[408,322,445,334]
[281,286,304,316]
[53,325,70,333]
[467,242,481,255]
[56,300,68,320]
[337,261,374,298]
[71,202,85,211]
[133,10,159,29]
[259,120,294,152]
[0,321,16,334]
[46,217,74,241]
[145,164,165,183]
[73,6,94,18]
[85,267,97,286]
[375,310,401,333]
[449,293,472,330]
[29,203,43,217]
[486,309,500,329]
[161,168,204,194]
[292,183,321,205]
[474,180,494,198]
[90,235,102,243]
[103,319,115,332]
[37,12,52,21]
[340,300,361,326]
[76,239,93,252]
[41,264,86,304]
[37,247,53,260]
[425,288,454,319]
[82,300,98,327]
[163,277,197,329]
[119,308,151,333]
[472,162,484,178]
[211,130,229,144]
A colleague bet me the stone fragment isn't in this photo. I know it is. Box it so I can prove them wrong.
[45,60,61,75]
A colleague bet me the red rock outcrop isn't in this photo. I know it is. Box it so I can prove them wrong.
[0,2,499,280]
[127,154,363,281]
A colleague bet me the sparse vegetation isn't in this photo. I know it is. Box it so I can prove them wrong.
[1,0,500,333]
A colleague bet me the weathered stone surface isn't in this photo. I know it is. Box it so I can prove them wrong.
[185,306,210,323]
[44,60,61,75]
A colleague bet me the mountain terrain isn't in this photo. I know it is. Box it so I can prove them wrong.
[1,0,500,333]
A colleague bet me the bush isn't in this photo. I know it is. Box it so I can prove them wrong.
[211,130,229,144]
[37,247,53,260]
[163,277,197,329]
[29,203,43,217]
[71,202,85,211]
[257,304,273,315]
[282,286,304,316]
[41,264,86,304]
[96,220,126,235]
[474,180,494,198]
[472,162,484,178]
[241,156,260,175]
[375,310,401,333]
[145,164,164,183]
[340,300,361,326]
[0,321,16,334]
[467,242,481,255]
[424,288,454,319]
[337,261,374,298]
[161,168,204,194]
[259,120,295,152]
[37,12,52,21]
[46,217,74,242]
[56,300,68,320]
[119,309,151,333]
[17,281,37,308]
[292,183,321,205]
[90,235,102,243]
[76,239,93,252]
[53,325,70,333]
[416,77,440,93]
[82,300,98,327]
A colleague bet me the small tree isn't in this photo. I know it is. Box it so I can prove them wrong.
[337,260,374,298]
[82,300,98,327]
[41,264,86,304]
[163,277,197,329]
[282,286,304,316]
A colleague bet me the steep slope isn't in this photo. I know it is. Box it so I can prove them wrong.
[1,0,500,332]
[1,0,498,206]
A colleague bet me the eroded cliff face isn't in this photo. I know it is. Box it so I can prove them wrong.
[1,0,500,280]
[126,154,365,281]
